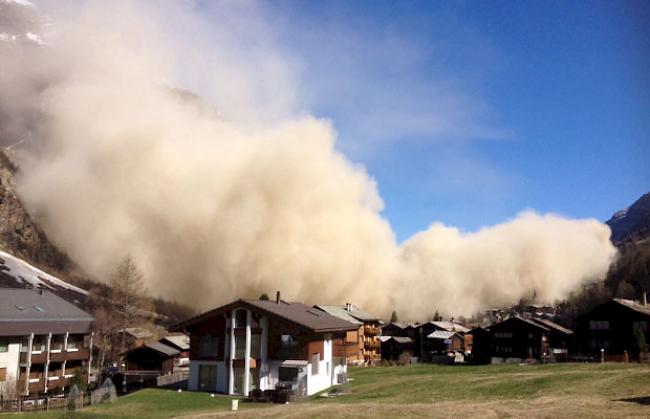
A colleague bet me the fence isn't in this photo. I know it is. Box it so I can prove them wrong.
[156,371,188,387]
[0,392,91,413]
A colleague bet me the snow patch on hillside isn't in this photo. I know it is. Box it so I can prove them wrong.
[0,250,88,295]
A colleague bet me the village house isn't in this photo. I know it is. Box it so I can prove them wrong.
[380,336,414,362]
[0,289,94,396]
[314,303,382,365]
[171,293,357,398]
[123,341,180,375]
[575,297,650,360]
[480,316,573,362]
[381,322,406,337]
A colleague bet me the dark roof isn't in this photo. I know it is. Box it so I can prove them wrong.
[575,299,650,321]
[388,336,413,344]
[314,305,363,325]
[124,341,180,357]
[613,298,650,316]
[490,316,551,332]
[160,334,190,351]
[172,299,358,333]
[0,289,94,336]
[532,318,573,335]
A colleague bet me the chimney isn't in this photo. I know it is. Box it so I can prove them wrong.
[276,291,281,304]
[345,303,351,312]
[643,292,647,307]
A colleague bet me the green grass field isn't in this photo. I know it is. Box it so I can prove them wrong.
[5,363,650,418]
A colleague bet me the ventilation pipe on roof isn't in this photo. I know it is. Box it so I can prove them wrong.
[345,303,352,312]
[643,292,647,307]
[276,291,281,304]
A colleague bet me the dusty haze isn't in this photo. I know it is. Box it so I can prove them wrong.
[0,1,617,318]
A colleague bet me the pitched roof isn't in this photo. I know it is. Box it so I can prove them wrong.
[161,333,190,351]
[125,341,180,357]
[119,327,153,340]
[531,318,573,335]
[314,305,363,325]
[343,305,382,322]
[0,289,94,336]
[429,321,470,333]
[491,316,551,332]
[172,299,358,333]
[146,341,180,357]
[427,330,458,340]
[389,336,413,344]
[613,298,650,316]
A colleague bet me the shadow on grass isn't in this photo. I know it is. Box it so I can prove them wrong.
[615,396,650,405]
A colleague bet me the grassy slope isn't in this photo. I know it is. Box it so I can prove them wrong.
[2,389,261,419]
[316,363,650,403]
[5,364,650,418]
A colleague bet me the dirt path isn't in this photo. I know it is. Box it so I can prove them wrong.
[179,396,650,419]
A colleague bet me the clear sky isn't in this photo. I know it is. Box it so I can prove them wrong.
[200,0,650,242]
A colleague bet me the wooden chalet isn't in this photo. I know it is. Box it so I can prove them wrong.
[314,303,382,365]
[486,316,573,361]
[575,298,650,360]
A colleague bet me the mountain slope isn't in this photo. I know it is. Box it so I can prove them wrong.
[606,192,650,245]
[0,150,72,273]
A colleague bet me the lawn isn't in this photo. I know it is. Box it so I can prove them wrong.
[5,363,650,418]
[1,389,262,419]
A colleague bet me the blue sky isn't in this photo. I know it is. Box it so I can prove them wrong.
[200,0,650,242]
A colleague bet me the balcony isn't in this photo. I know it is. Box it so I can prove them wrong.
[364,326,380,336]
[27,379,44,393]
[29,352,47,364]
[365,339,381,349]
[52,348,90,362]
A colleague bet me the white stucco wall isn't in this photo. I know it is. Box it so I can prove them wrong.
[188,361,226,393]
[0,342,21,383]
[305,339,334,396]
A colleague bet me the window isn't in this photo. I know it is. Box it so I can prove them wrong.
[33,337,45,352]
[0,368,6,382]
[279,367,298,382]
[67,337,78,350]
[633,321,647,332]
[199,335,219,357]
[0,338,8,352]
[251,334,261,359]
[589,320,610,330]
[198,364,217,391]
[311,353,320,375]
[494,332,513,339]
[281,335,298,348]
[235,336,246,359]
[235,310,247,328]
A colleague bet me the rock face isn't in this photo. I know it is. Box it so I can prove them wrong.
[0,150,71,274]
[606,193,650,246]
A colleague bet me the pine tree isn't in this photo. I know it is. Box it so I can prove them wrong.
[390,310,398,323]
[259,293,270,301]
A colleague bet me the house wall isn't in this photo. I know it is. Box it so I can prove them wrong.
[575,301,650,357]
[305,338,333,396]
[188,360,227,392]
[186,303,349,397]
[0,340,21,384]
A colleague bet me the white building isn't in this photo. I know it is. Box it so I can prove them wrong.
[172,294,357,397]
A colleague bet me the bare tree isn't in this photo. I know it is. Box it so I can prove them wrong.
[0,377,18,400]
[110,256,148,353]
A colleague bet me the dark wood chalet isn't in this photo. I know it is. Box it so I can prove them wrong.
[575,298,650,360]
[487,316,573,361]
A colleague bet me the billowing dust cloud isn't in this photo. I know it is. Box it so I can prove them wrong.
[0,1,617,318]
